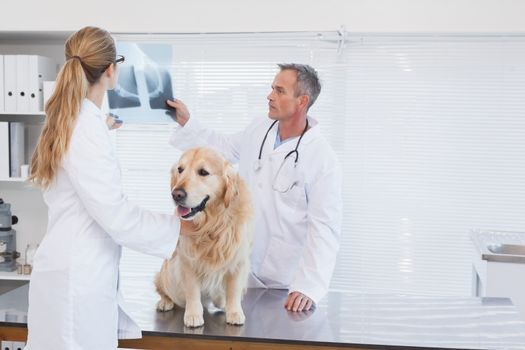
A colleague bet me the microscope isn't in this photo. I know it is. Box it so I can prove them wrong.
[0,198,20,271]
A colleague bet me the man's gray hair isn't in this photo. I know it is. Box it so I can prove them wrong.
[278,63,321,110]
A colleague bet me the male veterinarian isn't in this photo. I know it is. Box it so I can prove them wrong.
[168,63,342,312]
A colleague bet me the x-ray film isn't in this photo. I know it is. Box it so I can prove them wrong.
[106,42,175,124]
[144,63,173,110]
[107,66,141,109]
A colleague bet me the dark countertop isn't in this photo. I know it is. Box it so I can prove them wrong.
[2,280,525,349]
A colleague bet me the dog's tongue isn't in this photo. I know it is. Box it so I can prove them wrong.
[177,206,191,217]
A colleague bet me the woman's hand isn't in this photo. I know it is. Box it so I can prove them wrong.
[106,114,123,130]
[284,291,314,312]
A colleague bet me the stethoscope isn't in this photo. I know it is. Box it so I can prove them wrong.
[253,119,309,172]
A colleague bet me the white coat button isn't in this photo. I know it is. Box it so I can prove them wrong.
[258,183,263,188]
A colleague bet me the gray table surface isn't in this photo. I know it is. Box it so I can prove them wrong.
[1,281,525,349]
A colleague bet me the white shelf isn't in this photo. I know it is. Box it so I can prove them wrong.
[0,270,30,281]
[0,113,45,123]
[0,177,28,182]
[0,179,38,191]
[0,112,45,115]
[0,31,70,42]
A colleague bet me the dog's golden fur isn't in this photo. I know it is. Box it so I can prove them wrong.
[155,147,253,327]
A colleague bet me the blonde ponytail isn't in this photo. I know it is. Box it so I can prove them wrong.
[29,27,116,188]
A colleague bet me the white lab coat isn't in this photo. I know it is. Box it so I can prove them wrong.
[26,99,179,350]
[170,116,342,303]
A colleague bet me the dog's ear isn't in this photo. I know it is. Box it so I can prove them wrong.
[223,164,239,208]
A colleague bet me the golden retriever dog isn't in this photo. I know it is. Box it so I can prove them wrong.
[155,147,253,328]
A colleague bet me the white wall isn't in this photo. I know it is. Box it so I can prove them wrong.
[1,0,525,33]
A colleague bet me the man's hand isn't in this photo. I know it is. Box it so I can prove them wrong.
[284,291,314,312]
[179,219,198,236]
[166,99,190,127]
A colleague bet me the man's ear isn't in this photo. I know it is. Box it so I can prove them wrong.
[223,165,239,208]
[298,95,309,111]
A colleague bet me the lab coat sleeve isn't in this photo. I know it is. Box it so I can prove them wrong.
[63,117,179,259]
[169,117,244,164]
[288,157,343,304]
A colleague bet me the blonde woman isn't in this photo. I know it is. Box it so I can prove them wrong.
[26,27,191,349]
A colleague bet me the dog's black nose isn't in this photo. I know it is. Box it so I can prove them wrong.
[172,188,187,202]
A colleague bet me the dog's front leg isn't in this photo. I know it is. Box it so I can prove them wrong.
[182,268,204,328]
[225,268,246,325]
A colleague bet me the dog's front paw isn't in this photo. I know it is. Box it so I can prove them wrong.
[156,298,175,312]
[184,312,205,328]
[226,310,245,325]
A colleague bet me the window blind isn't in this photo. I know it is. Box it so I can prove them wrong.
[115,33,525,304]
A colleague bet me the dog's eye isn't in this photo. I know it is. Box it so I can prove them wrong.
[177,167,184,174]
[198,169,209,176]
